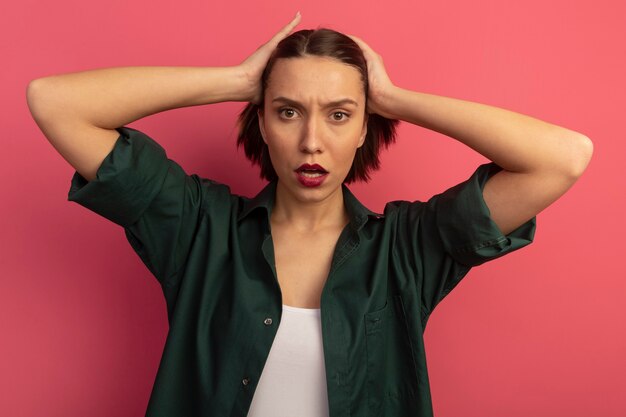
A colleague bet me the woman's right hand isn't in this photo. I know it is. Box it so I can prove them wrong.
[238,12,302,104]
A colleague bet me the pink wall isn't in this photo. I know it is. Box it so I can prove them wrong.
[3,0,624,416]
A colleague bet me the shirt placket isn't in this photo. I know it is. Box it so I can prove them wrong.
[319,221,364,417]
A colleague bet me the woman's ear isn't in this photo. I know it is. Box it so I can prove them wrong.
[257,108,267,144]
[357,114,368,148]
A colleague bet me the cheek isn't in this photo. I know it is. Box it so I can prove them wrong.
[264,136,294,170]
[329,141,360,168]
[264,117,298,141]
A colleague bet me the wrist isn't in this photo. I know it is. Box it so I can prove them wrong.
[372,85,401,119]
[223,65,257,103]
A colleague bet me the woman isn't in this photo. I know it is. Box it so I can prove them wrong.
[27,12,592,417]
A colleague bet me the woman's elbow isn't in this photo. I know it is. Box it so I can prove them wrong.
[27,77,56,122]
[570,134,594,178]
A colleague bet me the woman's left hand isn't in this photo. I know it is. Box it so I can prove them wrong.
[348,34,397,118]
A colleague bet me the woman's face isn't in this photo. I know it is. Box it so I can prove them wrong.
[258,55,368,203]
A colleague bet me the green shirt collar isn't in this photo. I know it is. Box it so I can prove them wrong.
[238,181,384,230]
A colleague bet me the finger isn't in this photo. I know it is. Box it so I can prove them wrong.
[347,34,363,45]
[270,12,302,43]
[347,34,370,52]
[349,34,381,64]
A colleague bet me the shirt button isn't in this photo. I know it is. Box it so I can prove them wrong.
[242,377,250,386]
[264,317,273,325]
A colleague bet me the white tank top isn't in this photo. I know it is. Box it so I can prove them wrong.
[246,304,329,417]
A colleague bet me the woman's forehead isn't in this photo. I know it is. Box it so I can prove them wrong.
[266,56,364,103]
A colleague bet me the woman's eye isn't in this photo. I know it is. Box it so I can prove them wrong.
[279,108,297,119]
[332,112,349,121]
[278,109,349,121]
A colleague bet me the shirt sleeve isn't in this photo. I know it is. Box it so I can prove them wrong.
[433,162,536,266]
[67,126,205,288]
[404,162,537,321]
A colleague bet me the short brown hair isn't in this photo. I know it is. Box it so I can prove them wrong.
[236,28,400,183]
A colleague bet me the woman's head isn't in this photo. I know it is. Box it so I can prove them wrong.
[237,28,399,185]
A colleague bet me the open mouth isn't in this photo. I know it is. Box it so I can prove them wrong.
[299,170,326,178]
[295,164,329,187]
[296,164,328,177]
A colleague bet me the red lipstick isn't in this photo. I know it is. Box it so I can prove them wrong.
[295,164,329,187]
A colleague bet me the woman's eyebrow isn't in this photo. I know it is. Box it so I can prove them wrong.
[271,96,359,108]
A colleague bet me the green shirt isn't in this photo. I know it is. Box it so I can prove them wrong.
[68,126,536,417]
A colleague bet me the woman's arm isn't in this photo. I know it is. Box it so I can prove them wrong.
[27,12,302,182]
[350,35,593,235]
[27,66,251,181]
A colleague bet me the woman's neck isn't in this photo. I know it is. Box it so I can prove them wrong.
[271,181,349,232]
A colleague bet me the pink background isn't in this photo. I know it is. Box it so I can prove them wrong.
[3,0,624,416]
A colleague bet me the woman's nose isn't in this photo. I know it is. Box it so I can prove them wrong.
[299,116,323,153]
